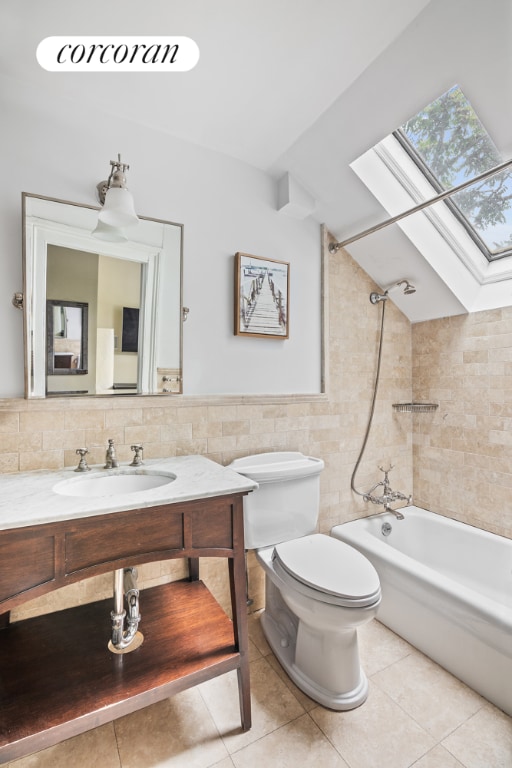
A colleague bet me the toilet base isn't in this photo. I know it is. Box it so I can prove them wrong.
[259,583,370,711]
[261,610,369,710]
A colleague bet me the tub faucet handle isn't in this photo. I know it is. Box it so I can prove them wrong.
[378,464,394,492]
[378,463,394,478]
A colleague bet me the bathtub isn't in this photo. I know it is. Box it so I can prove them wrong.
[331,506,512,716]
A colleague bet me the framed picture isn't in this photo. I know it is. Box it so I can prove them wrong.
[234,252,290,339]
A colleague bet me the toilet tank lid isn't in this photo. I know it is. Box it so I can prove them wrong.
[228,452,324,482]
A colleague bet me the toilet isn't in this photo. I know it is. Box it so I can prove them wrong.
[229,451,381,710]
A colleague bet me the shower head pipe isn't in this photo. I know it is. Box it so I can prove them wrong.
[369,279,416,304]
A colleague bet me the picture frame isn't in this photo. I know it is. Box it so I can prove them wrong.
[234,252,290,339]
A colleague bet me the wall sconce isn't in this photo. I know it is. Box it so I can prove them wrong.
[92,220,128,242]
[93,154,138,239]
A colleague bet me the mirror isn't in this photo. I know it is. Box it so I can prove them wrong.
[47,300,88,377]
[22,194,183,398]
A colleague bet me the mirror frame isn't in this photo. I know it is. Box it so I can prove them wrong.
[22,193,183,398]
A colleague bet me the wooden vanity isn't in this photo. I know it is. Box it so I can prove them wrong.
[0,458,255,763]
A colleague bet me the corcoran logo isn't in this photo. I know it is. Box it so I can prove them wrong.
[37,36,200,72]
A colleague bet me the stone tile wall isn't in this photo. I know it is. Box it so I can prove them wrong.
[413,308,512,539]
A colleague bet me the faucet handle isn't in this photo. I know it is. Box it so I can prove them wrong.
[130,444,144,466]
[378,464,394,485]
[75,448,91,472]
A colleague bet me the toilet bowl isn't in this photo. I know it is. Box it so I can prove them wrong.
[228,452,381,710]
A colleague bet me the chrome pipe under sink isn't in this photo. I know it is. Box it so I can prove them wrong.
[109,567,143,653]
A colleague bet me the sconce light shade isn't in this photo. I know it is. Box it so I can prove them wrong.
[98,187,138,229]
[95,154,139,233]
[91,219,128,242]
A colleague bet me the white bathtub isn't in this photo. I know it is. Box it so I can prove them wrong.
[331,506,512,716]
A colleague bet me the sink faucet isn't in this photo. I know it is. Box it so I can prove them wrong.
[104,438,119,469]
[363,465,411,520]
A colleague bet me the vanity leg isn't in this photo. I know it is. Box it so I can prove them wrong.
[229,498,252,731]
[236,655,252,731]
[0,611,10,629]
[188,557,200,581]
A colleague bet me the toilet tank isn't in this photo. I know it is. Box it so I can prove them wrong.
[228,452,324,549]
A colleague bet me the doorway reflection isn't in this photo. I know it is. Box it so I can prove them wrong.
[46,245,141,395]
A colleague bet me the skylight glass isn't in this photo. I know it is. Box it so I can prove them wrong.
[395,85,512,260]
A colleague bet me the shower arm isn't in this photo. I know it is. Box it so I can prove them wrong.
[329,157,512,252]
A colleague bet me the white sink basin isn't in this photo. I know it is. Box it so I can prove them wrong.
[53,470,177,498]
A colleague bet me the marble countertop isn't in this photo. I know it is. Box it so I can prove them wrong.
[0,455,258,530]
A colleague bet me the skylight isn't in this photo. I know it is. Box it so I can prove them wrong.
[394,85,512,260]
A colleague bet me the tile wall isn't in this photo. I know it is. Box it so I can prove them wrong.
[413,308,512,539]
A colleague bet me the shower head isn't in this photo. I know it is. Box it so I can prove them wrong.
[369,279,416,304]
[397,279,416,295]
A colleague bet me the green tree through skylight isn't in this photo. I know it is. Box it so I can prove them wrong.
[397,85,512,257]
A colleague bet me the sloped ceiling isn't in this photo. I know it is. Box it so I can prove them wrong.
[271,0,512,322]
[0,0,431,168]
[3,0,511,322]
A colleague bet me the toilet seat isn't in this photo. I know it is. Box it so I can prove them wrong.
[272,533,381,608]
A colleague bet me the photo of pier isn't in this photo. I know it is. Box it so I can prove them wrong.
[234,252,289,338]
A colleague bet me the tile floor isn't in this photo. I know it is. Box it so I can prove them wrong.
[6,614,512,768]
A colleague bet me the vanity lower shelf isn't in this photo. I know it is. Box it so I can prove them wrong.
[0,579,240,764]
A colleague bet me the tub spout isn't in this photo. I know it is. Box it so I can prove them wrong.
[384,503,404,520]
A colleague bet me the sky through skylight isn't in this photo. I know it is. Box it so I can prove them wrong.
[396,85,512,259]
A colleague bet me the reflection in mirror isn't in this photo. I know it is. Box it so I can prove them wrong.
[47,300,88,381]
[23,194,183,398]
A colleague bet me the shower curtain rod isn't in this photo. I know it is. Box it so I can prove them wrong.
[328,156,512,253]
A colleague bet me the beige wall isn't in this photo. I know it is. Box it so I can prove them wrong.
[413,308,512,540]
[97,255,140,385]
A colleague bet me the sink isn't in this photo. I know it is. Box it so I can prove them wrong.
[53,470,177,498]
